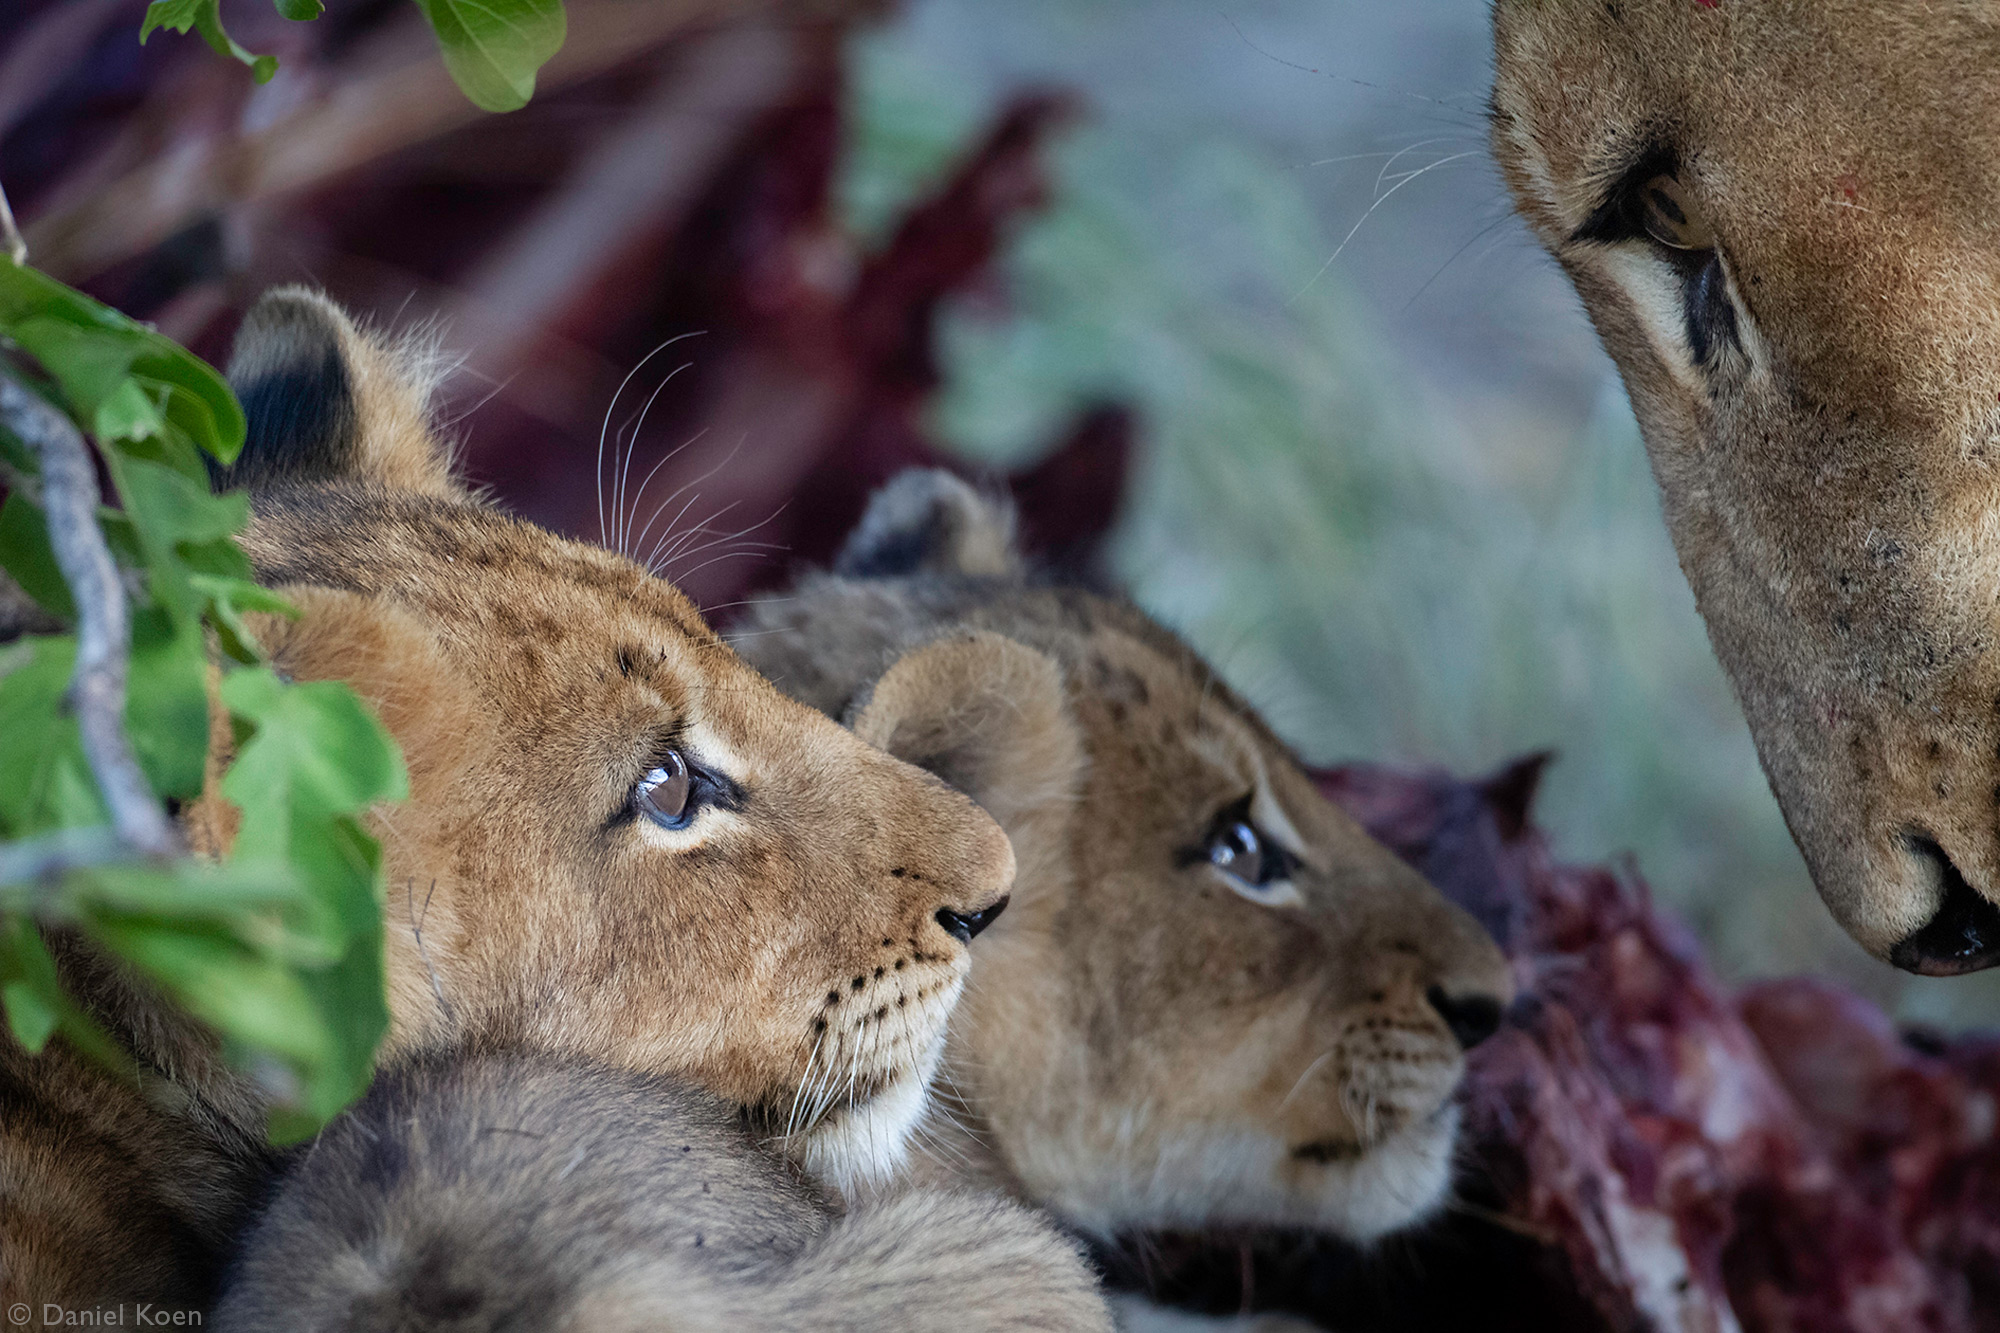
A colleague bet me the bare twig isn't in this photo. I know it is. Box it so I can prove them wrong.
[0,179,24,265]
[0,828,131,905]
[0,368,177,860]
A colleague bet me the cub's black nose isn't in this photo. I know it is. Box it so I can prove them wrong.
[1889,836,2000,976]
[936,897,1008,944]
[1426,984,1504,1051]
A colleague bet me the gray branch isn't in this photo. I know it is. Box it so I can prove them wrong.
[0,366,178,863]
[0,181,24,266]
[0,827,132,908]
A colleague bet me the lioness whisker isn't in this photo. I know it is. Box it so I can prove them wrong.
[1293,150,1481,302]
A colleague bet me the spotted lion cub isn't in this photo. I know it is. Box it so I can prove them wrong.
[2,294,1100,1330]
[735,471,1514,1243]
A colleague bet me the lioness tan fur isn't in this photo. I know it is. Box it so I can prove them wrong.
[0,292,1023,1322]
[735,471,1515,1241]
[1489,0,2000,973]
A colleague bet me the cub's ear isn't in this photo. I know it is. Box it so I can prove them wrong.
[215,287,460,499]
[834,469,1022,581]
[848,631,1083,849]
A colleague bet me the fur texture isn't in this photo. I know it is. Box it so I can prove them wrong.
[1489,0,2000,971]
[1,292,1018,1320]
[215,1049,1110,1333]
[733,472,1514,1242]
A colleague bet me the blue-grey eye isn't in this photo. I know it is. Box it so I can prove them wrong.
[636,752,693,828]
[1209,819,1269,885]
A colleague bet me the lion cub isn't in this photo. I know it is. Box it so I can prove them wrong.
[215,1049,1107,1332]
[1,294,1088,1324]
[735,471,1514,1243]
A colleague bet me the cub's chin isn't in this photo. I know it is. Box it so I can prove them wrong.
[764,1034,948,1196]
[1035,1103,1462,1245]
[1285,1104,1460,1243]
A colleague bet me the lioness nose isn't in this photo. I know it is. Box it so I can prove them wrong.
[935,897,1008,944]
[1888,836,2000,976]
[1425,984,1504,1051]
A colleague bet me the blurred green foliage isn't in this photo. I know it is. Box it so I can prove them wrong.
[0,261,406,1140]
[141,0,566,111]
[838,19,2000,1026]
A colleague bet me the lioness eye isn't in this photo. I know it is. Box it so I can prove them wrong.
[636,752,694,829]
[1637,174,1712,251]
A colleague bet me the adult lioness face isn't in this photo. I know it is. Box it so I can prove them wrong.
[1490,0,2000,972]
[195,289,1015,1189]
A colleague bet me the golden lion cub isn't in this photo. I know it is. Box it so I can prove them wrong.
[1,292,1044,1320]
[1490,0,2000,974]
[736,471,1514,1242]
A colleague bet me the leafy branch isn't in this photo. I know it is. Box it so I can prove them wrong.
[0,373,177,860]
[141,0,569,112]
[0,247,406,1141]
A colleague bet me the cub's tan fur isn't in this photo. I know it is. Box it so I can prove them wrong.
[1489,0,2000,971]
[215,1049,1109,1333]
[0,293,1020,1321]
[735,472,1514,1241]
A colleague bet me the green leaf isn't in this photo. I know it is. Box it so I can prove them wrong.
[128,357,245,465]
[79,860,305,919]
[125,611,212,801]
[273,0,323,17]
[189,573,297,663]
[7,314,143,416]
[0,636,104,837]
[0,263,244,463]
[109,455,253,626]
[291,920,388,1125]
[0,622,210,830]
[2,980,57,1051]
[219,669,404,1126]
[140,0,279,83]
[412,0,566,113]
[94,378,167,444]
[0,917,127,1068]
[0,491,76,622]
[221,670,409,841]
[89,916,330,1063]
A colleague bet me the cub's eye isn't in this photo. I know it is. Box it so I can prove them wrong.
[635,751,694,829]
[1199,800,1302,907]
[1636,173,1712,251]
[1210,820,1272,886]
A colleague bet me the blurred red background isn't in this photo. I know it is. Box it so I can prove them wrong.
[3,0,1126,612]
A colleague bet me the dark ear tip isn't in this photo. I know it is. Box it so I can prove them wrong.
[226,287,353,385]
[217,288,360,493]
[834,468,1021,581]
